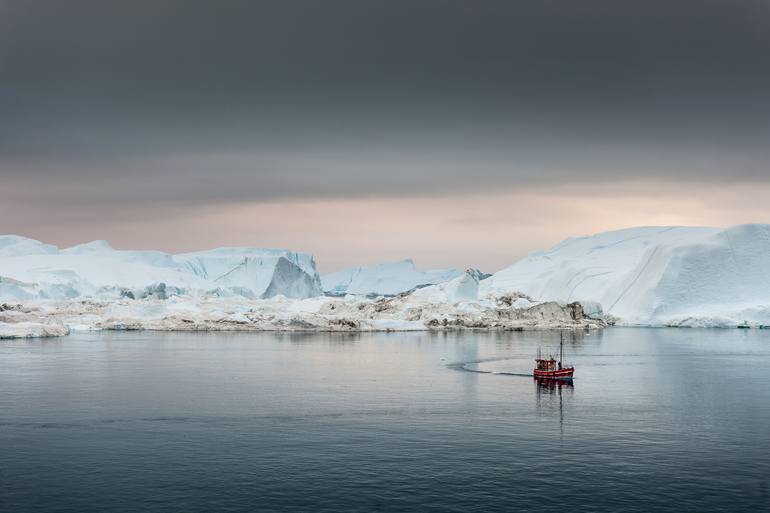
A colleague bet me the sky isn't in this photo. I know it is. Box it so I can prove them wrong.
[1,0,769,273]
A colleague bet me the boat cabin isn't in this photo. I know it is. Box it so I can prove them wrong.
[535,357,561,372]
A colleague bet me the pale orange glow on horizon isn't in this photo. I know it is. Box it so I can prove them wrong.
[4,180,770,274]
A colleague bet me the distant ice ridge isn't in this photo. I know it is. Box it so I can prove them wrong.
[321,259,463,296]
[485,224,770,327]
[0,236,322,300]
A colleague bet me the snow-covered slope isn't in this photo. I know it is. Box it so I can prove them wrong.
[321,259,461,296]
[411,269,481,304]
[0,236,322,300]
[486,224,770,327]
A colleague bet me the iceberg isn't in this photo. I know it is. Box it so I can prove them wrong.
[0,293,601,334]
[175,248,321,299]
[0,320,69,339]
[411,269,481,304]
[0,238,600,334]
[321,259,461,296]
[0,236,321,300]
[486,224,770,327]
[0,235,58,257]
[4,224,768,333]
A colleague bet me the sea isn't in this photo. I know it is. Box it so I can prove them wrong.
[1,328,768,512]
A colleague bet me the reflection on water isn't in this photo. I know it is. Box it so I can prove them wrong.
[535,377,575,394]
[535,377,574,434]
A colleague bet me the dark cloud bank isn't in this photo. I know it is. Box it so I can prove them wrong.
[1,0,769,208]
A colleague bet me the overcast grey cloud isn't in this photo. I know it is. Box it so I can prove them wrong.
[1,1,769,263]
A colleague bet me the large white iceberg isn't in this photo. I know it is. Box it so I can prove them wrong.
[485,224,770,327]
[321,259,461,296]
[0,236,322,300]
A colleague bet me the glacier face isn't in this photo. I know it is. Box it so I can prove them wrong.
[0,236,321,300]
[486,224,770,327]
[321,259,461,296]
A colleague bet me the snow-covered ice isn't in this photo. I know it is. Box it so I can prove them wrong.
[0,236,321,300]
[0,319,69,339]
[0,294,600,335]
[2,224,768,336]
[0,237,600,335]
[485,224,770,327]
[321,259,461,296]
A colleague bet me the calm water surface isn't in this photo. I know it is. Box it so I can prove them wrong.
[1,328,769,512]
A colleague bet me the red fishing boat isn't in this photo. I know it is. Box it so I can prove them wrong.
[534,336,574,379]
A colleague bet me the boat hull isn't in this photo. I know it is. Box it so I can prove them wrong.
[533,367,574,379]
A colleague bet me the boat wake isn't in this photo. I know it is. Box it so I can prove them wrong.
[447,357,534,378]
